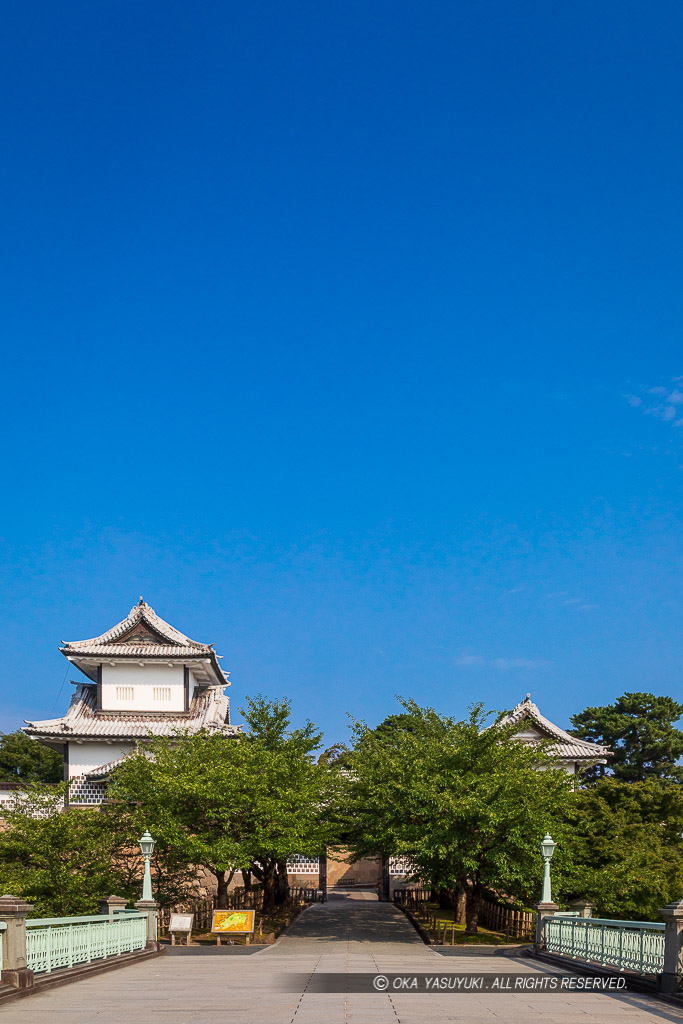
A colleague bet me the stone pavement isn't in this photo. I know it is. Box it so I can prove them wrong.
[2,892,682,1024]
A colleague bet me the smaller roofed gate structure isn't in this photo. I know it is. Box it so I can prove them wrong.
[495,693,611,776]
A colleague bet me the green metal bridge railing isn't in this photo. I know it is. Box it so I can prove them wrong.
[544,915,665,975]
[25,912,147,975]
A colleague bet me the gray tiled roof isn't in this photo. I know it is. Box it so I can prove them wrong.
[24,683,240,740]
[497,695,611,763]
[59,599,229,686]
[64,644,216,658]
[62,599,211,652]
[85,756,129,778]
[85,754,148,778]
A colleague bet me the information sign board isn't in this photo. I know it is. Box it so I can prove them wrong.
[211,909,256,935]
[169,912,194,945]
[169,913,194,933]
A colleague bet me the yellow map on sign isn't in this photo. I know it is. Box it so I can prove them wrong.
[212,910,255,934]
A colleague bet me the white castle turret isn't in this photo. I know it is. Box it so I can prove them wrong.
[24,598,239,804]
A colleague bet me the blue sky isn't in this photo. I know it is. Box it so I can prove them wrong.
[2,1,683,744]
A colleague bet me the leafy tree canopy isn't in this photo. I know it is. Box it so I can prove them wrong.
[0,786,202,916]
[570,692,683,784]
[109,698,340,911]
[561,778,683,920]
[0,787,123,915]
[239,694,322,754]
[0,731,63,783]
[344,699,573,931]
[370,712,428,742]
[318,742,350,766]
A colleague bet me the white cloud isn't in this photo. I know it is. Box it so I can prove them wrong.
[625,379,683,435]
[499,586,525,599]
[646,404,677,422]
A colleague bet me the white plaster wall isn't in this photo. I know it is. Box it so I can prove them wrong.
[101,663,185,711]
[515,726,545,741]
[67,740,134,778]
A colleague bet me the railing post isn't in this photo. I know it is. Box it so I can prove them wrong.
[134,899,159,948]
[658,900,683,994]
[533,901,558,953]
[568,899,594,918]
[99,895,128,915]
[0,895,34,990]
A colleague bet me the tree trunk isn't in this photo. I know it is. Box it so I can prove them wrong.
[275,859,289,905]
[455,888,467,926]
[242,869,253,894]
[262,868,277,914]
[465,881,483,934]
[215,869,235,909]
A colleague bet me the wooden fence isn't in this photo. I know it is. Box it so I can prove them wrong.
[159,897,216,935]
[392,889,432,905]
[393,889,534,940]
[479,899,534,938]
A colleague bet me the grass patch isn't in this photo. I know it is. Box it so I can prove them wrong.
[407,903,531,945]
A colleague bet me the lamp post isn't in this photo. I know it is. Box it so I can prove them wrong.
[540,832,556,904]
[139,830,155,902]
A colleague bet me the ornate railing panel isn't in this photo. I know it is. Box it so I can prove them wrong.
[545,916,665,975]
[26,913,147,975]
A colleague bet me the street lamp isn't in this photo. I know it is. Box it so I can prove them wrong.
[540,832,556,904]
[139,830,155,901]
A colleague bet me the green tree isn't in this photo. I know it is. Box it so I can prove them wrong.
[0,731,63,783]
[109,705,339,912]
[239,695,326,903]
[561,778,683,919]
[370,712,425,742]
[0,786,122,915]
[0,786,200,915]
[240,694,322,755]
[317,743,349,766]
[344,699,573,932]
[570,692,683,783]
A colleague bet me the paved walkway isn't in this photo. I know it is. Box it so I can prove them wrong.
[3,896,682,1024]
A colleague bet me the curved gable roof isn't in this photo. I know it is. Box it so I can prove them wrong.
[59,599,229,686]
[497,694,612,763]
[61,598,211,652]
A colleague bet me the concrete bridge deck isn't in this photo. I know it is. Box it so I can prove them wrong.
[2,893,681,1024]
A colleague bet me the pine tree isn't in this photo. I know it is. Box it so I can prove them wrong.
[570,692,683,784]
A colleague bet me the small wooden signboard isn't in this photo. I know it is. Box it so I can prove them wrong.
[169,912,194,946]
[211,909,256,946]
